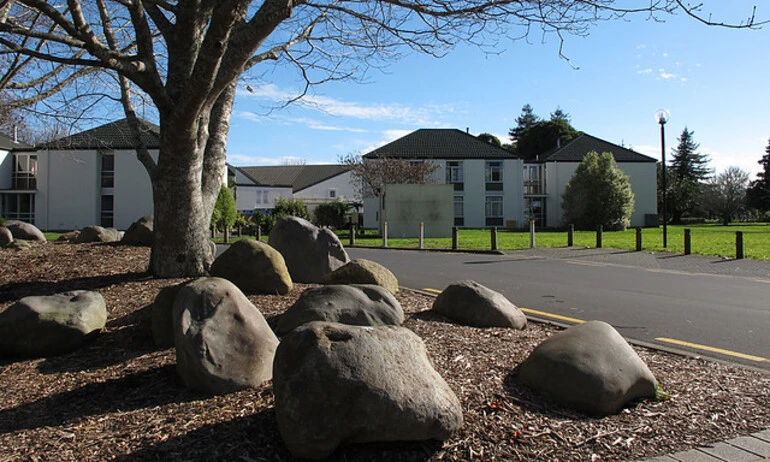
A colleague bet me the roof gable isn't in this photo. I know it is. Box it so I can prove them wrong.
[363,129,519,160]
[543,134,656,163]
[39,118,161,150]
[0,132,32,151]
[235,164,350,192]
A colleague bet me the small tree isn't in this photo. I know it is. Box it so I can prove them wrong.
[273,197,310,221]
[339,154,439,199]
[668,127,712,223]
[746,138,770,212]
[702,167,750,226]
[211,185,237,232]
[562,151,635,231]
[313,201,350,229]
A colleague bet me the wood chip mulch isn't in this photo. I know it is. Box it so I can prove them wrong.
[1,243,769,461]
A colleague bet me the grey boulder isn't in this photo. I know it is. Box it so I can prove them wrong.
[323,259,399,294]
[0,291,107,357]
[274,284,403,336]
[210,239,292,295]
[75,225,121,243]
[4,220,45,241]
[121,215,153,246]
[0,226,13,246]
[151,282,188,348]
[432,280,527,329]
[268,216,349,283]
[273,322,463,460]
[517,320,658,416]
[173,277,279,394]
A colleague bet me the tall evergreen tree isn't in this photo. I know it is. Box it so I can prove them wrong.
[550,107,571,123]
[668,127,711,223]
[508,104,539,144]
[746,138,770,212]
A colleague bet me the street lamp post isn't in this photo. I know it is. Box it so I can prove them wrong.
[656,109,670,248]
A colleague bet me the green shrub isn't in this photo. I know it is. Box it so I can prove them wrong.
[313,201,350,229]
[273,197,309,221]
[250,210,277,234]
[211,185,237,231]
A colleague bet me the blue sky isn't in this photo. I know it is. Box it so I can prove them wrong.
[227,2,769,178]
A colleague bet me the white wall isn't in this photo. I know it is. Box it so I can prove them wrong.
[546,161,657,228]
[0,150,11,190]
[234,185,292,212]
[113,149,156,229]
[39,149,99,230]
[294,171,359,206]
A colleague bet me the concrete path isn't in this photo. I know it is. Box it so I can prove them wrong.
[635,429,770,462]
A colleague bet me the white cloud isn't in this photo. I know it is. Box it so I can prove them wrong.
[659,69,678,80]
[637,68,653,75]
[227,153,306,166]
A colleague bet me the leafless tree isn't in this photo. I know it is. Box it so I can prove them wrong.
[702,166,750,225]
[339,152,439,199]
[0,0,764,276]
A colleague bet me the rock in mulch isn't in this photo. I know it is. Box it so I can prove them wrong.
[0,226,13,246]
[173,277,278,394]
[57,230,80,243]
[210,239,292,295]
[273,321,463,460]
[432,280,527,329]
[4,220,45,241]
[274,284,403,336]
[151,282,189,348]
[268,216,349,283]
[323,259,399,294]
[517,320,658,416]
[75,225,121,243]
[121,215,153,246]
[0,291,107,357]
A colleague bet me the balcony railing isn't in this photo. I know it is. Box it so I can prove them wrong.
[524,179,545,195]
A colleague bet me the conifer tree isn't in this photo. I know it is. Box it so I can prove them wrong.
[668,127,711,223]
[746,139,770,212]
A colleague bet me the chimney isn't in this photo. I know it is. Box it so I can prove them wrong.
[556,138,561,149]
[13,125,18,143]
[466,127,469,134]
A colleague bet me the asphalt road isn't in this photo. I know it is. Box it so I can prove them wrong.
[347,247,770,370]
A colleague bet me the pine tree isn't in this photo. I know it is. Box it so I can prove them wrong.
[550,107,571,123]
[746,138,770,212]
[668,127,711,223]
[508,104,539,144]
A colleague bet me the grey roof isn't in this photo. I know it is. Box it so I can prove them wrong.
[0,132,32,151]
[543,134,656,163]
[39,118,161,150]
[235,164,350,193]
[362,129,520,160]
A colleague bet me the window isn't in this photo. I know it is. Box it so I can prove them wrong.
[12,154,37,190]
[485,195,503,227]
[525,197,547,228]
[524,164,545,195]
[329,189,337,199]
[485,161,503,192]
[1,193,35,222]
[453,195,464,226]
[446,161,464,183]
[101,194,114,228]
[255,189,269,205]
[101,151,115,188]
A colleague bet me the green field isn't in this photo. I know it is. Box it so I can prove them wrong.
[341,223,770,261]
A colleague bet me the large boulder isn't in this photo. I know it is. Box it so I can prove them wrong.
[173,277,279,394]
[151,282,189,348]
[323,259,399,294]
[267,216,349,283]
[121,215,153,246]
[75,225,121,243]
[432,280,527,329]
[210,239,292,295]
[517,320,658,416]
[0,226,13,246]
[273,322,463,460]
[4,220,45,242]
[274,284,403,336]
[0,291,107,357]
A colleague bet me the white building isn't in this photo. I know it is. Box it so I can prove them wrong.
[361,129,658,230]
[229,164,359,214]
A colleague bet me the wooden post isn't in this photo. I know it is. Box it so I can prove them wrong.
[256,225,262,241]
[383,222,388,248]
[452,226,458,250]
[224,227,229,244]
[418,222,424,249]
[684,229,691,255]
[349,223,356,246]
[491,226,498,251]
[636,227,642,252]
[596,225,603,249]
[736,231,744,259]
[568,224,574,247]
[529,220,535,249]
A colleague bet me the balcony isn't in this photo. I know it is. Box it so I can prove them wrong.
[524,179,545,196]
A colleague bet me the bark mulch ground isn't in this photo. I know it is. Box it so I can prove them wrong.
[1,243,769,461]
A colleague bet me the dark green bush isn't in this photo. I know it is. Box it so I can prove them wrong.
[313,201,350,229]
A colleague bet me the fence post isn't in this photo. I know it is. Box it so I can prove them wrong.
[382,222,388,248]
[237,225,242,237]
[568,224,574,247]
[418,222,424,249]
[736,231,744,259]
[684,229,691,255]
[224,227,229,244]
[529,220,536,249]
[636,227,642,252]
[596,225,603,249]
[491,226,498,251]
[349,223,356,246]
[452,226,458,250]
[256,225,262,241]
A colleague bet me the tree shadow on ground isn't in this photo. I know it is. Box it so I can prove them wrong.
[502,368,589,422]
[0,365,207,435]
[114,408,443,462]
[0,271,152,303]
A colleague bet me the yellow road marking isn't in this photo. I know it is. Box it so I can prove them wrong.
[422,287,442,294]
[656,337,769,363]
[519,308,586,325]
